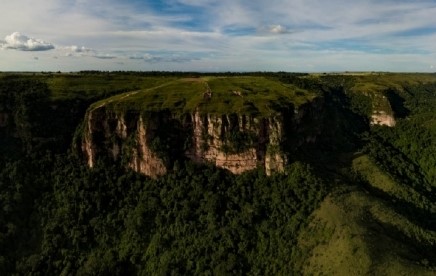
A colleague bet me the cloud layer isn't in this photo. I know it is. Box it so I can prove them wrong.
[0,0,436,71]
[1,32,54,51]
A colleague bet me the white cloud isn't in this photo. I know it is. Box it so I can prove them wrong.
[268,24,291,34]
[1,32,54,51]
[68,45,93,53]
[60,45,94,57]
[1,0,436,71]
[60,45,118,60]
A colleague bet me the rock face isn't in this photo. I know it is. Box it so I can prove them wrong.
[81,99,323,178]
[370,96,396,127]
[187,112,286,175]
[82,109,168,177]
[371,111,396,127]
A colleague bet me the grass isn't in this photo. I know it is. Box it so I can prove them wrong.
[297,192,373,275]
[95,76,316,116]
[352,154,435,213]
[90,78,204,113]
[0,72,178,101]
[298,188,436,275]
[294,153,436,275]
[350,74,436,98]
[46,74,178,101]
[205,76,314,114]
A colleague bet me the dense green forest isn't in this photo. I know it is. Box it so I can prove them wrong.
[1,72,436,275]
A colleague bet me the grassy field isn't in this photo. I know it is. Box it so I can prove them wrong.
[92,76,316,116]
[352,155,435,212]
[0,72,178,101]
[298,189,436,275]
[292,151,436,275]
[46,74,178,101]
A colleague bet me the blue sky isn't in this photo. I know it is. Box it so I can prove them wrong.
[1,0,436,72]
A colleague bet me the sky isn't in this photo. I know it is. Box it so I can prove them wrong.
[1,0,436,72]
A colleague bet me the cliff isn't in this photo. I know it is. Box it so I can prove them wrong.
[187,112,287,175]
[348,82,397,127]
[369,93,396,127]
[371,111,396,127]
[81,99,323,178]
[79,76,325,177]
[78,73,422,177]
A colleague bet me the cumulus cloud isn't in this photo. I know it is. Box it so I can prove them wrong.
[0,32,54,51]
[61,45,94,56]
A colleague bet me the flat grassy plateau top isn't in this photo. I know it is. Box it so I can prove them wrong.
[90,76,316,116]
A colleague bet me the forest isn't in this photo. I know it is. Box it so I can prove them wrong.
[1,72,436,275]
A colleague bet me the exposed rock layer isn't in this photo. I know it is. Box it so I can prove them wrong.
[371,111,396,127]
[82,99,324,177]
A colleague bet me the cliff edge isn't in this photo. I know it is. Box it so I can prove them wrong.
[80,77,322,177]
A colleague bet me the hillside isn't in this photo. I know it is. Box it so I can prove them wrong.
[1,72,436,275]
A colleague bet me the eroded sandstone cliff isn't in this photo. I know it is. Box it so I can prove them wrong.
[186,112,286,175]
[371,111,396,127]
[81,98,323,178]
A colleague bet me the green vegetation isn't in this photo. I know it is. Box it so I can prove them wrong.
[0,72,178,102]
[0,73,177,154]
[0,151,327,275]
[298,189,436,275]
[47,74,177,101]
[95,76,316,116]
[2,72,436,275]
[205,77,314,114]
[221,128,258,154]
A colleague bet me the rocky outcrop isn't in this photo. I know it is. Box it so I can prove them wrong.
[186,113,287,174]
[371,111,396,127]
[81,98,323,177]
[371,95,396,127]
[128,117,167,177]
[82,108,167,178]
